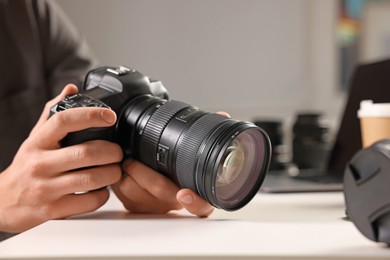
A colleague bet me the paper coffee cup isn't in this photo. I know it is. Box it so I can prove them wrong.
[358,100,390,148]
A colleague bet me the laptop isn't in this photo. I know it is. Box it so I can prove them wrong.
[260,59,390,193]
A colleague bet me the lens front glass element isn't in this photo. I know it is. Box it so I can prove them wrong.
[215,128,266,209]
[216,139,245,187]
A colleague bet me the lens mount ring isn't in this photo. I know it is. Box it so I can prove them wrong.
[175,113,227,191]
[139,100,191,170]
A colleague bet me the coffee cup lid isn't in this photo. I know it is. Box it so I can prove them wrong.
[358,100,390,118]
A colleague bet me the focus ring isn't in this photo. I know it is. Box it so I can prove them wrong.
[176,113,225,190]
[139,100,190,170]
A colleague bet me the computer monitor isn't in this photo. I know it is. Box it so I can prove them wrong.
[328,58,390,174]
[261,58,390,192]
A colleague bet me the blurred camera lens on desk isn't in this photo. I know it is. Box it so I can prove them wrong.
[292,113,331,172]
[253,120,289,171]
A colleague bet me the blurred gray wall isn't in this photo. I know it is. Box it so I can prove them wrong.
[56,0,343,128]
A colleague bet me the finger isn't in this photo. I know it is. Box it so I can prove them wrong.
[34,107,117,149]
[177,189,214,218]
[122,158,179,202]
[216,111,231,118]
[30,84,79,136]
[43,140,123,173]
[112,174,182,213]
[48,189,110,220]
[51,164,121,197]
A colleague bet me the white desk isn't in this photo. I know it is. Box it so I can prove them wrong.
[0,191,389,259]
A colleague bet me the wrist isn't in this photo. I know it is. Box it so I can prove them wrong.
[0,170,15,233]
[0,172,7,231]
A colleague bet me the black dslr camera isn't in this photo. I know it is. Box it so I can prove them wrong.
[50,66,271,211]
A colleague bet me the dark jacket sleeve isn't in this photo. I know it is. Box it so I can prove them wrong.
[32,0,99,96]
[0,0,99,170]
[0,0,99,238]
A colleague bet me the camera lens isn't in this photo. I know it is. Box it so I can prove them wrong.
[118,97,271,211]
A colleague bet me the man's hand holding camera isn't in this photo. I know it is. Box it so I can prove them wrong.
[112,157,214,218]
[0,66,270,233]
[0,85,123,233]
[0,84,214,233]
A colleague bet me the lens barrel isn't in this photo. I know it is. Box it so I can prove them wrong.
[119,96,271,211]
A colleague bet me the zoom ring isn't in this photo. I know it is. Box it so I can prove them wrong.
[176,113,225,190]
[139,100,191,170]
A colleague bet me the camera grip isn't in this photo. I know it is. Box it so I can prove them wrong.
[61,127,114,147]
[49,93,115,147]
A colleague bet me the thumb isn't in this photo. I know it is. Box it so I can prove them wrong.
[216,111,231,118]
[30,84,79,136]
[177,189,214,218]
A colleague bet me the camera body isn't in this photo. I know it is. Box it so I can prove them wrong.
[50,66,271,211]
[50,66,169,154]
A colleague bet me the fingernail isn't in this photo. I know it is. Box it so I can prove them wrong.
[101,110,116,124]
[66,84,78,92]
[179,194,193,205]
